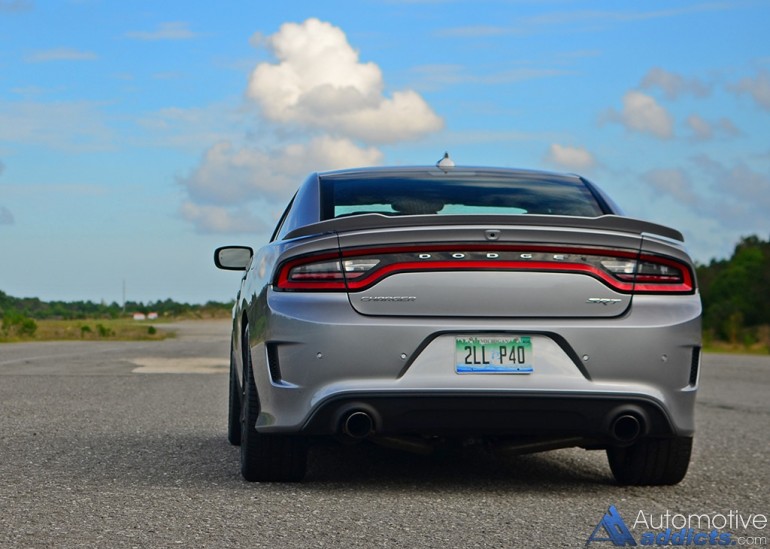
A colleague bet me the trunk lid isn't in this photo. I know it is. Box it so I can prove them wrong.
[336,223,643,318]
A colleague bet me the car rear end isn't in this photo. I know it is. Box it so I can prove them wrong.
[238,166,701,484]
[260,225,699,434]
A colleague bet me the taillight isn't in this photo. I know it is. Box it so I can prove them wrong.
[275,246,694,294]
[276,255,382,290]
[600,255,692,293]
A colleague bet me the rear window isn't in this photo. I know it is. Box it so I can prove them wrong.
[320,173,607,220]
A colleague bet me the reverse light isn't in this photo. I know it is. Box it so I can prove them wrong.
[289,260,345,281]
[343,258,381,275]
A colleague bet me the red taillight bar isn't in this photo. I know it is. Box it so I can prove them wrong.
[274,246,695,294]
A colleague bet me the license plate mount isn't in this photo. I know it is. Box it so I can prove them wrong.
[455,336,533,374]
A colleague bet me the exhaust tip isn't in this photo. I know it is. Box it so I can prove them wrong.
[342,411,374,439]
[611,414,643,443]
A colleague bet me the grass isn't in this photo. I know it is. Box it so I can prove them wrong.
[3,317,769,356]
[0,318,176,343]
[703,341,770,355]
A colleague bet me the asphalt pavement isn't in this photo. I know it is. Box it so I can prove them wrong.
[1,320,768,548]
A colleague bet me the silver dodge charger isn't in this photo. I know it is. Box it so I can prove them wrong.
[215,159,701,484]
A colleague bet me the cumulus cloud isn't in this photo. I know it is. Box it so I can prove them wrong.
[729,69,770,111]
[642,168,699,206]
[178,136,382,233]
[545,143,596,171]
[247,18,443,143]
[178,18,440,235]
[640,67,710,99]
[181,136,382,206]
[603,90,674,139]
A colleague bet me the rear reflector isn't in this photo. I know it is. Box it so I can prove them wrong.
[275,245,694,294]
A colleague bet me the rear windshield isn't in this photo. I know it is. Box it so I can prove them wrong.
[320,173,607,220]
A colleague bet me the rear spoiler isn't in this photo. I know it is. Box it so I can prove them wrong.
[284,213,684,242]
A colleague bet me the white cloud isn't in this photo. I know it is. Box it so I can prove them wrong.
[178,18,441,235]
[410,63,571,92]
[0,0,32,13]
[180,136,382,207]
[436,25,516,38]
[247,18,443,144]
[179,203,267,235]
[685,114,712,141]
[177,136,383,233]
[24,48,98,62]
[640,67,710,99]
[0,206,14,225]
[716,117,742,138]
[135,103,252,150]
[693,155,770,213]
[125,22,198,41]
[729,69,770,111]
[604,90,674,139]
[545,143,596,171]
[685,114,742,141]
[642,168,699,206]
[0,100,113,151]
[438,5,732,37]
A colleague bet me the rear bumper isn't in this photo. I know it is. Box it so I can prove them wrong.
[300,392,677,441]
[247,290,701,438]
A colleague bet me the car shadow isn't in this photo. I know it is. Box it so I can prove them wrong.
[304,440,616,492]
[40,431,620,492]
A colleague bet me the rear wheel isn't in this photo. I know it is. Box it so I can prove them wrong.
[240,326,307,482]
[607,436,692,486]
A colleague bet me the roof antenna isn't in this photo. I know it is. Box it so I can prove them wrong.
[436,152,455,172]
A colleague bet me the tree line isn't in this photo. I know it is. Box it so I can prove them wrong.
[0,293,232,322]
[2,234,769,348]
[697,234,770,348]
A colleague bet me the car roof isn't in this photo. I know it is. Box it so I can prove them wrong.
[316,165,583,182]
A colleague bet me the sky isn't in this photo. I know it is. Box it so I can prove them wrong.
[1,0,769,304]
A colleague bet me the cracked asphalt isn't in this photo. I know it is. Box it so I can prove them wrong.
[1,320,768,548]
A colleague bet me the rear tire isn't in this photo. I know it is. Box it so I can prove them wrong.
[240,327,307,482]
[227,351,241,446]
[607,436,692,486]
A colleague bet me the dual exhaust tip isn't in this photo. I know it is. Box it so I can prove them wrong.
[610,413,645,444]
[340,408,646,444]
[341,410,375,440]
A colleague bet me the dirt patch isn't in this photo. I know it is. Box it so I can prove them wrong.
[131,357,228,374]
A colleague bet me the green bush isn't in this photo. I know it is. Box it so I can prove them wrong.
[2,310,37,338]
[96,324,114,338]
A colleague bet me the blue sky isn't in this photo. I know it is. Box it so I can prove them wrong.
[1,1,769,304]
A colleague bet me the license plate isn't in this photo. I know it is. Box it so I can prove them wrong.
[455,336,533,374]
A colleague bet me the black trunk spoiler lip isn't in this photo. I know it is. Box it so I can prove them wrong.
[284,213,684,242]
